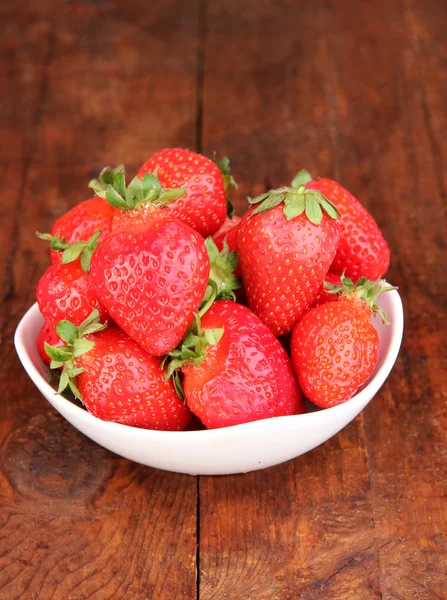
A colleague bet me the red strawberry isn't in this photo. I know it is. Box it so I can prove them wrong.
[165,301,305,429]
[48,166,123,264]
[291,275,395,407]
[310,272,342,308]
[299,171,390,281]
[45,311,191,430]
[89,172,211,356]
[213,215,242,249]
[236,184,341,336]
[49,198,117,264]
[136,148,227,238]
[37,321,64,366]
[36,260,109,328]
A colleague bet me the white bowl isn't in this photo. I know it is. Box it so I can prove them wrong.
[15,293,403,475]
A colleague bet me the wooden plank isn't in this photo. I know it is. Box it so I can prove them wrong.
[200,0,447,598]
[316,0,447,596]
[360,0,447,597]
[199,2,384,598]
[0,2,199,598]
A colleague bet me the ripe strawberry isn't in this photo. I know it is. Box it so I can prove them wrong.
[89,171,211,356]
[45,311,191,430]
[291,275,395,407]
[236,184,341,336]
[310,272,342,308]
[136,148,227,238]
[36,260,109,328]
[213,215,241,254]
[37,321,64,366]
[165,301,305,429]
[297,170,390,281]
[47,166,123,264]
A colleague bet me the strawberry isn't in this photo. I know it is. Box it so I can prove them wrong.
[296,169,390,281]
[36,259,109,328]
[37,321,64,366]
[165,301,305,429]
[213,215,241,255]
[236,184,341,336]
[45,311,191,430]
[310,272,342,308]
[291,275,395,407]
[88,171,211,356]
[136,148,227,238]
[47,166,123,264]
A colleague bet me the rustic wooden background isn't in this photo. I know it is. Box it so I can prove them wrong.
[1,1,446,598]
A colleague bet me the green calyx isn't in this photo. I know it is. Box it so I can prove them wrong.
[162,313,225,398]
[94,169,186,212]
[36,230,101,273]
[45,309,107,399]
[88,164,126,194]
[248,180,340,225]
[324,272,397,324]
[291,168,313,187]
[162,238,236,398]
[213,155,238,217]
[202,237,241,306]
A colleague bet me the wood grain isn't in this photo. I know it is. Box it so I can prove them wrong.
[199,0,447,598]
[0,2,199,599]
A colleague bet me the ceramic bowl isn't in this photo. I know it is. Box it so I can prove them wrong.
[15,292,403,475]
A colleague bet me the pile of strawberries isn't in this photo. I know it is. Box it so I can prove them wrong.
[36,148,393,431]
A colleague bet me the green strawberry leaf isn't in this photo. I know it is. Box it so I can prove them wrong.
[325,272,397,323]
[320,197,341,220]
[204,239,241,307]
[291,168,313,187]
[47,310,108,401]
[45,343,72,363]
[205,237,220,263]
[56,320,79,344]
[252,192,285,216]
[283,192,306,221]
[72,338,95,358]
[61,246,84,264]
[204,328,224,345]
[172,371,185,401]
[106,185,128,210]
[50,360,64,370]
[163,315,225,397]
[247,176,341,225]
[248,191,270,205]
[80,248,94,273]
[68,378,82,400]
[114,170,127,201]
[88,165,125,193]
[157,187,186,206]
[58,370,70,393]
[305,194,323,225]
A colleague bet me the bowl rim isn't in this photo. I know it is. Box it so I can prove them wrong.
[14,291,404,440]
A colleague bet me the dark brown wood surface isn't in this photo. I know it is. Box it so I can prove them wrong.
[1,1,446,598]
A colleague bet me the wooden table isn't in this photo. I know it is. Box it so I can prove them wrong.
[1,1,446,598]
